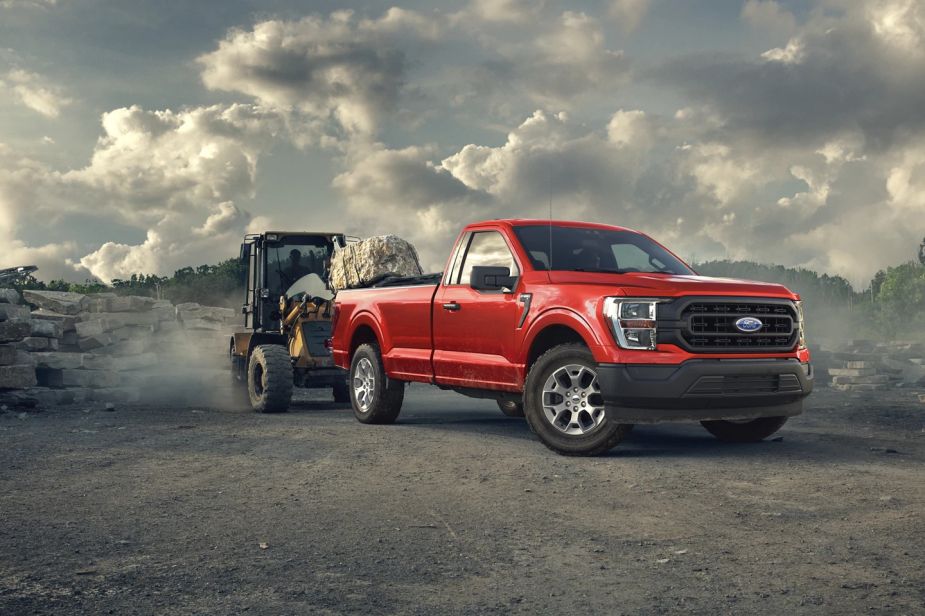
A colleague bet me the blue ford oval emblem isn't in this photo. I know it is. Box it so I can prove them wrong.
[735,317,763,333]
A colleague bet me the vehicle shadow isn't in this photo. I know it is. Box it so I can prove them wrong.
[389,409,870,461]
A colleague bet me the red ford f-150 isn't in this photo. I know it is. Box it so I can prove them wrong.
[331,219,813,455]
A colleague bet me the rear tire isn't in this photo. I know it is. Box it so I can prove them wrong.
[701,416,788,442]
[497,400,525,417]
[333,379,350,403]
[247,345,293,413]
[350,343,404,424]
[229,344,249,407]
[524,343,631,456]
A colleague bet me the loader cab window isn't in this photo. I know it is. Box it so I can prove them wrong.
[455,231,520,285]
[265,236,337,298]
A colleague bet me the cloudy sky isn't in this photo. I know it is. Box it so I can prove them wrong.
[1,0,923,287]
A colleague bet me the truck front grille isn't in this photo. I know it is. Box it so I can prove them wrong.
[656,298,800,354]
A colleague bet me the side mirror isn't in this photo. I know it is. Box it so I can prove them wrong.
[470,266,517,292]
[239,242,251,263]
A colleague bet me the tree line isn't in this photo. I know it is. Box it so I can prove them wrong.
[9,256,924,340]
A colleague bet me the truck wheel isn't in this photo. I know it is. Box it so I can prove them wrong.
[524,343,631,456]
[333,379,350,403]
[700,416,788,442]
[497,400,525,417]
[350,343,404,424]
[247,345,293,413]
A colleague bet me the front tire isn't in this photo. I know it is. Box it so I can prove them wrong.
[701,416,788,442]
[247,345,294,413]
[524,343,631,456]
[350,343,404,424]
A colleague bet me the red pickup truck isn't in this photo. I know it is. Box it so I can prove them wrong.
[331,219,813,456]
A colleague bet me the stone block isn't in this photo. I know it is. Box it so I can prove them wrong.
[182,318,225,331]
[845,360,877,369]
[832,383,890,392]
[15,350,36,367]
[30,319,62,339]
[0,344,16,365]
[18,387,78,407]
[831,374,891,385]
[75,319,111,338]
[21,290,88,315]
[61,331,78,346]
[92,387,141,403]
[112,352,158,371]
[31,309,80,332]
[33,352,86,370]
[0,304,31,321]
[36,368,118,389]
[107,295,156,312]
[107,339,150,356]
[80,354,113,370]
[828,367,877,377]
[94,311,160,328]
[0,320,31,342]
[78,333,114,351]
[0,365,37,389]
[15,337,57,352]
[0,288,21,304]
[86,293,117,313]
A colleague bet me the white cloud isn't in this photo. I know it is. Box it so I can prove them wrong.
[198,11,436,137]
[1,69,72,118]
[0,0,58,8]
[741,0,797,35]
[608,0,651,33]
[0,103,283,282]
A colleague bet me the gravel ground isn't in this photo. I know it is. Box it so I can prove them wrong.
[1,385,923,615]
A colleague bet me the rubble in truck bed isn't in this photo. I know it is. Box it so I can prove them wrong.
[814,339,925,394]
[329,235,424,291]
[0,288,239,409]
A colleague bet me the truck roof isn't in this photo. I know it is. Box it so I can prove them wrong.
[467,219,637,233]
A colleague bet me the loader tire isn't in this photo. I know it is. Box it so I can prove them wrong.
[247,344,293,413]
[350,343,403,424]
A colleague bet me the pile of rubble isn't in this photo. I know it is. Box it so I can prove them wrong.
[0,288,238,408]
[822,340,925,392]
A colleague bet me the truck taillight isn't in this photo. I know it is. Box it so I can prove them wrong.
[330,303,340,332]
[603,298,661,351]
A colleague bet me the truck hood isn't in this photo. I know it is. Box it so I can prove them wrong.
[545,272,798,299]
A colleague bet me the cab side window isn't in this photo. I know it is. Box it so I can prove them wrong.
[456,231,519,285]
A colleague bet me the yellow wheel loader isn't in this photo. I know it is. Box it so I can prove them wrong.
[230,231,349,412]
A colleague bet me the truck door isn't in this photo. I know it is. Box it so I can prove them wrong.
[432,230,523,390]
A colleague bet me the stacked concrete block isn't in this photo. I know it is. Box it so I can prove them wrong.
[0,288,37,390]
[0,289,239,408]
[824,340,925,391]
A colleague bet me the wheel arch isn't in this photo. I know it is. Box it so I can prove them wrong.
[522,309,604,372]
[347,312,384,357]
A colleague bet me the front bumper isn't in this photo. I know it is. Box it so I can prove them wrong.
[597,358,813,423]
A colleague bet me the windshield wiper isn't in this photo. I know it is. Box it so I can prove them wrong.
[567,268,630,274]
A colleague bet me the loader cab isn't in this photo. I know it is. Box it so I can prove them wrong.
[240,232,346,332]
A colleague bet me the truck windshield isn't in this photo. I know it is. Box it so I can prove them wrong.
[512,224,695,275]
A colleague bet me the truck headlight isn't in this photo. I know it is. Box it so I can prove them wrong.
[603,298,659,350]
[795,300,806,349]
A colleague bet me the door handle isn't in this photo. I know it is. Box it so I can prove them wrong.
[442,302,461,311]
